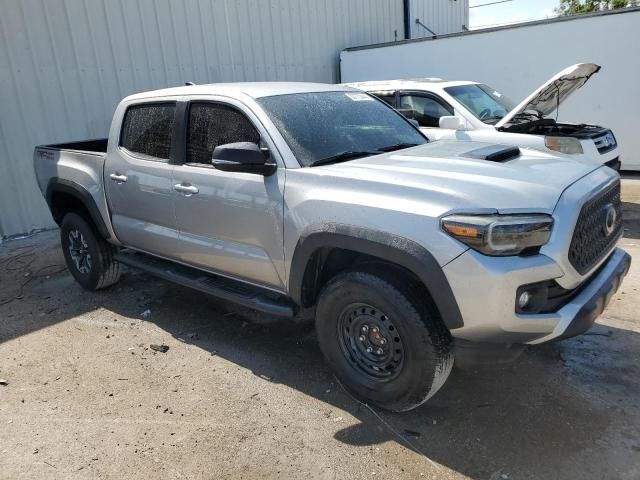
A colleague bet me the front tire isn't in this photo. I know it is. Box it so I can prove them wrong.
[316,271,454,412]
[60,212,121,291]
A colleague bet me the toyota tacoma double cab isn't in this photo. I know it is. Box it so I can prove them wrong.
[34,82,630,411]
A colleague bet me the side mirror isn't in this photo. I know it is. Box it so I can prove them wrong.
[212,142,276,176]
[439,116,465,130]
[408,119,420,129]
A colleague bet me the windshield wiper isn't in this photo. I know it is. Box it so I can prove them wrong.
[482,116,504,125]
[376,143,421,152]
[310,150,378,167]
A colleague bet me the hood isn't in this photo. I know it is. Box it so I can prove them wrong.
[495,63,600,128]
[317,141,601,213]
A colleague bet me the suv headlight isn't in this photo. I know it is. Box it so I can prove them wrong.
[544,136,583,154]
[441,214,553,256]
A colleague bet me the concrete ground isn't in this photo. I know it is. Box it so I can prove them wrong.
[1,175,639,480]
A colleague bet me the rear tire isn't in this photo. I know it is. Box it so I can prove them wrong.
[316,271,454,412]
[60,212,120,291]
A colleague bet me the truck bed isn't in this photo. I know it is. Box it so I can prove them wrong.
[36,138,108,154]
[34,138,109,195]
[33,138,116,241]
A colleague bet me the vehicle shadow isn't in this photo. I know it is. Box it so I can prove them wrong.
[2,232,639,479]
[107,270,640,479]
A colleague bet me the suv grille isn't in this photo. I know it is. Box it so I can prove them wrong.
[593,130,617,154]
[568,180,622,275]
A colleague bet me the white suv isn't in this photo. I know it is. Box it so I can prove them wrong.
[347,63,621,170]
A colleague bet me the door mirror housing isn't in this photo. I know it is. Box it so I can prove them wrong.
[439,116,465,130]
[212,142,276,176]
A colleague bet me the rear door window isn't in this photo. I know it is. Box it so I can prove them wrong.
[398,94,453,128]
[186,103,261,165]
[120,103,176,161]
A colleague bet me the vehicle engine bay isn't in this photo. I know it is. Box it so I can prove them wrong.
[499,118,608,139]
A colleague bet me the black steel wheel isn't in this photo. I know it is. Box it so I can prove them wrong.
[337,303,404,380]
[316,270,454,412]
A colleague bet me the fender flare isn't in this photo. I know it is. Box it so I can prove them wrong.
[45,178,110,239]
[289,223,463,330]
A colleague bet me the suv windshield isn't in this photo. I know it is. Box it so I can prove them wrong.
[444,84,516,125]
[257,91,427,166]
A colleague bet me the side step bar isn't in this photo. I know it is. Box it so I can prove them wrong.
[114,251,296,318]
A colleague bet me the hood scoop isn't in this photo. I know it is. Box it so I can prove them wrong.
[463,144,521,162]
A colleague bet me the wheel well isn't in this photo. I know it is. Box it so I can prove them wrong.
[290,226,463,330]
[45,179,111,240]
[49,191,93,227]
[300,247,438,315]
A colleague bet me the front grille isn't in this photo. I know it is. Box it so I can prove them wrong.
[593,130,617,154]
[568,180,622,275]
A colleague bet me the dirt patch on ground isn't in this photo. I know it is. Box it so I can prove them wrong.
[1,177,639,480]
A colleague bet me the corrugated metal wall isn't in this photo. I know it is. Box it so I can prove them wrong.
[0,0,418,237]
[410,0,469,37]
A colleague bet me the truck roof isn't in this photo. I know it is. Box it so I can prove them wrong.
[123,82,355,101]
[345,79,476,91]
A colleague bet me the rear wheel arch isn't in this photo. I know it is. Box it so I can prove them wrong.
[288,224,464,330]
[46,178,110,240]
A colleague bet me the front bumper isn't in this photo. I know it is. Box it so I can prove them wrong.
[444,247,631,344]
[605,157,621,171]
[529,248,631,344]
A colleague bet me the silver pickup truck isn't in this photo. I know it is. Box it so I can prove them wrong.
[34,82,630,411]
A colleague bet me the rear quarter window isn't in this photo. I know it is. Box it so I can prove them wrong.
[120,103,176,161]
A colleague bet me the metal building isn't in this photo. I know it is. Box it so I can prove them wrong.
[409,0,470,37]
[0,0,468,238]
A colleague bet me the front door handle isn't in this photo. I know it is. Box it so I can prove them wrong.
[109,173,128,183]
[174,183,199,195]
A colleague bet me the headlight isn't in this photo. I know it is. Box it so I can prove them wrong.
[544,136,584,154]
[441,214,553,256]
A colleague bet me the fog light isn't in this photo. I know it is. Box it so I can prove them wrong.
[516,283,551,314]
[518,291,531,309]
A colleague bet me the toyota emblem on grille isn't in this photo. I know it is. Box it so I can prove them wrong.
[603,203,617,237]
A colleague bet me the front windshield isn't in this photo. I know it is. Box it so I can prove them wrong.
[257,91,427,166]
[444,84,516,125]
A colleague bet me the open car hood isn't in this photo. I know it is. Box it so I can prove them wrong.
[495,63,600,128]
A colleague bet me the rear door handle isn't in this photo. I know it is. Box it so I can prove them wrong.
[174,183,199,195]
[109,173,128,183]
